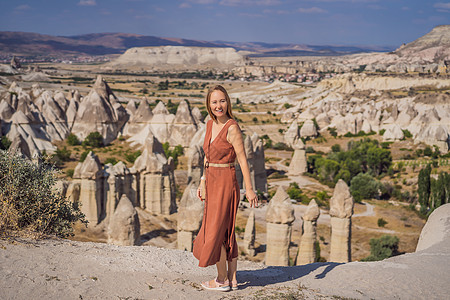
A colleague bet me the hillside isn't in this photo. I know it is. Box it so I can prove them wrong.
[0,31,394,58]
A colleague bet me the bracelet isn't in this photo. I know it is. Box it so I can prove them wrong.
[201,176,205,180]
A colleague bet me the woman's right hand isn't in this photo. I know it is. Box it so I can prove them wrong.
[197,185,203,201]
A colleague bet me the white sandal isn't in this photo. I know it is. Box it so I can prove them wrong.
[201,278,231,292]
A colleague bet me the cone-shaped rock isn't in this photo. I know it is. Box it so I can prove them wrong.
[107,194,140,246]
[329,179,354,263]
[284,120,299,147]
[288,138,307,176]
[265,186,295,266]
[243,210,256,256]
[177,181,204,251]
[71,75,120,144]
[297,199,320,265]
[169,100,198,147]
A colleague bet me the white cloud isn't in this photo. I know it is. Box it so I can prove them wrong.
[179,2,192,8]
[308,0,378,3]
[219,0,281,6]
[298,7,327,13]
[239,12,264,17]
[434,2,450,12]
[78,0,97,6]
[15,4,31,10]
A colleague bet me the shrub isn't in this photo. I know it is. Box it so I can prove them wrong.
[80,150,91,162]
[67,133,80,146]
[402,129,413,139]
[0,151,86,238]
[362,235,399,261]
[66,169,74,178]
[287,182,302,201]
[331,144,341,153]
[0,136,12,150]
[378,129,386,136]
[82,132,104,148]
[104,157,118,165]
[327,127,337,137]
[272,142,293,151]
[350,173,381,202]
[377,218,388,227]
[54,146,71,162]
[125,150,142,163]
[283,103,292,109]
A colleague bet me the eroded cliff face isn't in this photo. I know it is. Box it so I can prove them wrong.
[107,46,245,70]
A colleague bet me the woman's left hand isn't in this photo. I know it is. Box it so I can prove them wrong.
[246,189,258,208]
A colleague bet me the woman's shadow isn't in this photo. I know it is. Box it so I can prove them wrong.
[236,262,343,290]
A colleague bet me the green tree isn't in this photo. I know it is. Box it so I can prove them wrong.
[82,132,104,148]
[362,235,399,261]
[67,133,80,146]
[350,173,381,202]
[418,164,431,213]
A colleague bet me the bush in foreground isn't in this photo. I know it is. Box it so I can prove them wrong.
[0,150,86,238]
[362,235,399,261]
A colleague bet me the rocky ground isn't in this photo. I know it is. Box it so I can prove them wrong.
[1,202,449,300]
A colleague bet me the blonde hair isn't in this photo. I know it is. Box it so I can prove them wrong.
[206,85,234,122]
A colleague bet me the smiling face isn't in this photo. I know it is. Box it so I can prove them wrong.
[206,85,234,122]
[210,90,228,119]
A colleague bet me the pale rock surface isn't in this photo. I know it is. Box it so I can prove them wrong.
[73,152,103,225]
[133,135,176,215]
[383,124,404,141]
[122,99,153,136]
[288,138,307,176]
[300,119,318,138]
[284,120,299,147]
[104,161,137,221]
[416,203,450,252]
[329,180,354,263]
[265,186,295,266]
[71,76,122,144]
[168,100,198,147]
[177,181,204,251]
[109,46,244,70]
[243,210,256,256]
[107,194,140,246]
[150,101,175,144]
[297,199,320,265]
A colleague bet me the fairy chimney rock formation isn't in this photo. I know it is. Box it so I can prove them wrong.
[73,151,103,225]
[123,99,153,136]
[104,161,137,221]
[169,99,198,147]
[329,179,354,263]
[288,138,307,176]
[300,119,318,138]
[284,120,299,147]
[177,181,204,251]
[296,199,320,265]
[243,210,256,256]
[133,135,176,215]
[265,186,295,266]
[107,194,141,246]
[71,75,121,144]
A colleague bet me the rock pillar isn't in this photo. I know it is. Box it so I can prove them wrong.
[329,179,354,263]
[296,199,320,265]
[73,152,103,226]
[288,138,307,176]
[107,194,140,246]
[265,186,295,266]
[177,181,204,251]
[243,210,256,256]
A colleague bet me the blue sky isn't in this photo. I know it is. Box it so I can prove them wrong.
[1,0,449,47]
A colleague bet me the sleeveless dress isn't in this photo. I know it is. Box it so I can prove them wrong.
[193,119,240,267]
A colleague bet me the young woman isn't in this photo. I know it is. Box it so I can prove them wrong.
[193,85,258,291]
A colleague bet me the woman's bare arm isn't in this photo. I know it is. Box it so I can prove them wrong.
[228,124,258,207]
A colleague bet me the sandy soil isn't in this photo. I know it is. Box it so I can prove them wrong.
[1,233,449,300]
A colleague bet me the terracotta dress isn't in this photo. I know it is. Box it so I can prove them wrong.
[193,119,240,267]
